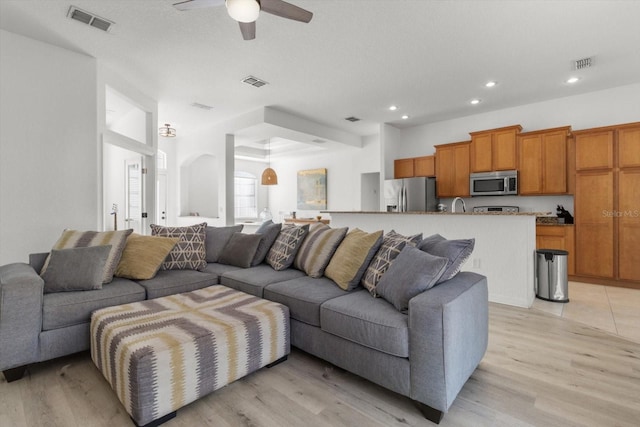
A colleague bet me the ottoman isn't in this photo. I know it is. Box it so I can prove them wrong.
[90,285,290,427]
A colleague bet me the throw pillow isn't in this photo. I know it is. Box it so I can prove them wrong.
[418,234,475,284]
[266,224,310,271]
[251,220,282,266]
[41,229,133,283]
[41,245,112,293]
[150,222,207,271]
[324,228,383,291]
[293,223,348,278]
[361,230,422,296]
[205,225,244,263]
[218,232,263,268]
[376,246,448,313]
[114,234,179,280]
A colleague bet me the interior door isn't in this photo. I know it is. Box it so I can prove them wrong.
[125,158,143,234]
[157,172,168,226]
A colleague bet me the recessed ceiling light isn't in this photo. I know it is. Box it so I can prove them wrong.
[389,105,398,111]
[485,81,497,88]
[401,115,409,120]
[566,76,580,84]
[470,99,481,105]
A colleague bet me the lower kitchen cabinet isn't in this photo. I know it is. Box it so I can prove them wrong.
[536,225,575,276]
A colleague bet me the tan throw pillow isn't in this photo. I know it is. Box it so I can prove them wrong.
[293,223,348,278]
[324,228,383,291]
[115,234,179,280]
[41,229,133,283]
[150,222,207,271]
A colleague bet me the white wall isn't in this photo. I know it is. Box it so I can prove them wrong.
[399,82,640,158]
[0,30,98,264]
[268,135,380,221]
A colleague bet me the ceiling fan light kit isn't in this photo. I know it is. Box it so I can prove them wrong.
[226,0,260,23]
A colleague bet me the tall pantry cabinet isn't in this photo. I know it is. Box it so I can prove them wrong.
[573,123,640,286]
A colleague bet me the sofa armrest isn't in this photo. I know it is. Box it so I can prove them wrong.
[408,271,488,412]
[0,263,44,371]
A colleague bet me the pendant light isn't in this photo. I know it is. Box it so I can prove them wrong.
[159,123,176,138]
[261,138,278,185]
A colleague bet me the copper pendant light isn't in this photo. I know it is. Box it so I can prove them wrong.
[261,138,278,185]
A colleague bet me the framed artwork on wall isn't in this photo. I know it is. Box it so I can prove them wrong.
[297,168,327,210]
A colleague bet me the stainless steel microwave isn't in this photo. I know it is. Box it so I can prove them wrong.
[470,170,518,196]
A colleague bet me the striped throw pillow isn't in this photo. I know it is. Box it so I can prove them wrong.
[41,229,133,283]
[294,223,348,278]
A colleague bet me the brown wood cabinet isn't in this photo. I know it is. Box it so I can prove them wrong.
[394,156,436,178]
[435,141,470,197]
[469,125,522,172]
[393,158,415,178]
[536,225,575,275]
[518,127,570,195]
[414,155,436,177]
[573,122,640,287]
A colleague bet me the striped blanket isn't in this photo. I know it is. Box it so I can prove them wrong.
[91,285,290,426]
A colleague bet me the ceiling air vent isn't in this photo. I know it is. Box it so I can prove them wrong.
[574,57,593,70]
[191,102,214,110]
[345,116,361,122]
[242,76,268,88]
[67,6,114,32]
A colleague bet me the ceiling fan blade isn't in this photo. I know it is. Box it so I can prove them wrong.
[172,0,225,11]
[239,21,256,40]
[259,0,313,23]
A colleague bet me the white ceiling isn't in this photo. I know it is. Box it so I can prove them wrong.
[2,0,640,141]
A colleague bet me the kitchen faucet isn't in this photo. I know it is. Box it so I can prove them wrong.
[451,197,466,213]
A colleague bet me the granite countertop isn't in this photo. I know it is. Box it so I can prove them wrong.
[324,210,551,216]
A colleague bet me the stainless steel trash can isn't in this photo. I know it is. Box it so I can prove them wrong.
[536,249,569,302]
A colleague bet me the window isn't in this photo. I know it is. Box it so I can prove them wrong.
[234,171,257,219]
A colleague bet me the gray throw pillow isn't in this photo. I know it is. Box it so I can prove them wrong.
[218,232,263,268]
[205,225,244,262]
[376,246,448,313]
[41,245,112,293]
[251,221,283,266]
[418,234,475,284]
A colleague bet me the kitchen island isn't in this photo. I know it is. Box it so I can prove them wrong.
[325,211,539,308]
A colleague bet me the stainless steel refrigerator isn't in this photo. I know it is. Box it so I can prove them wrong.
[384,177,439,212]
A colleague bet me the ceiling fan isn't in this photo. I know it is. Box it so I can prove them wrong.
[172,0,313,40]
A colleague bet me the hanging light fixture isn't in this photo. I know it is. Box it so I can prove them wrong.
[261,138,278,185]
[159,123,176,138]
[226,0,260,23]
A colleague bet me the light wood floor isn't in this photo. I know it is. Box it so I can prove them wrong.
[1,303,639,427]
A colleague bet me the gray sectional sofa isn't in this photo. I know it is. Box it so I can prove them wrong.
[0,225,488,424]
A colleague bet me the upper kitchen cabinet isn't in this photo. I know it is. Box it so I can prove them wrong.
[575,129,614,170]
[414,155,436,177]
[393,155,436,178]
[393,158,415,178]
[435,141,470,197]
[469,125,522,172]
[518,126,571,195]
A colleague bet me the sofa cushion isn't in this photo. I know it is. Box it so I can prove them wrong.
[324,228,383,291]
[202,262,242,281]
[150,222,207,271]
[205,225,243,263]
[136,269,217,299]
[293,223,348,278]
[418,234,475,283]
[377,246,448,313]
[264,276,348,327]
[42,278,145,331]
[251,221,282,266]
[114,234,179,280]
[218,232,262,268]
[266,224,310,271]
[320,290,409,357]
[361,230,422,297]
[42,229,133,283]
[220,264,306,297]
[41,245,111,293]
